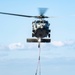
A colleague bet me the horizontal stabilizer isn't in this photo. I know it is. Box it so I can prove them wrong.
[27,38,51,43]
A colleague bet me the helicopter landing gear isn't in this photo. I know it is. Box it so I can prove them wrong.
[48,30,51,32]
[32,33,35,37]
[32,30,35,33]
[48,34,50,38]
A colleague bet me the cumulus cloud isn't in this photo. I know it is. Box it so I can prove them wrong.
[51,40,75,47]
[8,42,24,50]
[51,41,64,47]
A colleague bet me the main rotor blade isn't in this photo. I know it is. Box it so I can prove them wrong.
[48,15,67,18]
[39,8,48,16]
[0,12,49,19]
[0,12,36,18]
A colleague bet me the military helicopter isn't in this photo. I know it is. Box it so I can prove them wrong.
[0,8,51,48]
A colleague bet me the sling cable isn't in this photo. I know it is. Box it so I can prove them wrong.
[35,38,41,75]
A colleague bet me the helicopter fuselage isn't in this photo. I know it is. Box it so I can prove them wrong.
[32,20,50,38]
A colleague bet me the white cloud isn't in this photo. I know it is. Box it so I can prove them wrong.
[8,42,24,50]
[51,40,75,47]
[51,41,64,47]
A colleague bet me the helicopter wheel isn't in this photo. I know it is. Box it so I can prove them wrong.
[32,33,35,37]
[32,30,35,33]
[48,34,50,38]
[48,30,51,32]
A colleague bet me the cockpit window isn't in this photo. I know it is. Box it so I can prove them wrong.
[36,21,42,23]
[36,20,48,23]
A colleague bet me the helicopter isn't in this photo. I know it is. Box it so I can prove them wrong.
[0,8,51,48]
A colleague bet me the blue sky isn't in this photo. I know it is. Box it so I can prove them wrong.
[0,0,75,75]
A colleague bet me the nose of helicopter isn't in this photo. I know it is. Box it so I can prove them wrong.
[35,28,47,38]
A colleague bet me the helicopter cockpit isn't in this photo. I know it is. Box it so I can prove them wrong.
[32,20,50,31]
